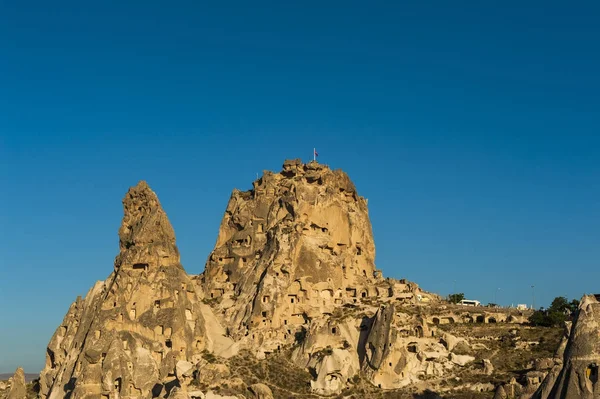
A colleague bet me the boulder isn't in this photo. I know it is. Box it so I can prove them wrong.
[176,360,195,378]
[494,378,523,399]
[249,383,274,399]
[442,332,465,352]
[452,340,473,355]
[450,353,475,366]
[534,357,554,371]
[493,384,507,399]
[483,359,494,375]
[196,363,231,387]
[470,382,495,392]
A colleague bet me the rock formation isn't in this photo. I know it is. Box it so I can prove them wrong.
[6,367,26,399]
[202,159,380,342]
[248,383,273,399]
[492,295,600,399]
[200,160,453,394]
[39,181,234,399]
[37,160,544,399]
[532,295,600,399]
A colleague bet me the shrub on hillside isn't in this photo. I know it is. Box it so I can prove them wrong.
[529,296,579,327]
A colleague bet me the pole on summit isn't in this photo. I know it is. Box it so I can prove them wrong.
[313,148,318,162]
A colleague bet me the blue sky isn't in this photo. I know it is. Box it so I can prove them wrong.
[1,1,599,373]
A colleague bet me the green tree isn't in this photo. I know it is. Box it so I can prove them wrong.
[568,299,580,313]
[448,293,465,304]
[549,296,569,312]
[529,309,552,327]
[529,296,579,327]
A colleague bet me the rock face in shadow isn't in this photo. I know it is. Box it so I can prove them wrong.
[363,304,396,371]
[38,181,233,399]
[534,295,600,399]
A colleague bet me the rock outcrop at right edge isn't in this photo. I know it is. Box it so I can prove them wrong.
[495,295,600,399]
[535,295,600,399]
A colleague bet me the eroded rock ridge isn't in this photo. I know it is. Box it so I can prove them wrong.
[37,160,542,398]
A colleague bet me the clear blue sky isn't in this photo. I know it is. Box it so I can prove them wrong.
[1,1,599,373]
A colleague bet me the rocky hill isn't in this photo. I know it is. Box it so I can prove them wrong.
[13,160,580,399]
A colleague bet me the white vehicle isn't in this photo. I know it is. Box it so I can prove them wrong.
[458,299,481,307]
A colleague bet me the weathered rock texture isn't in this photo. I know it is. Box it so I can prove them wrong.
[38,160,542,399]
[202,159,379,341]
[248,383,274,399]
[39,182,233,399]
[493,295,600,399]
[6,368,26,399]
[533,295,600,399]
[200,160,448,394]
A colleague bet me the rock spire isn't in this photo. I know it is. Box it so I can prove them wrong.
[39,181,233,399]
[6,367,26,399]
[534,295,600,399]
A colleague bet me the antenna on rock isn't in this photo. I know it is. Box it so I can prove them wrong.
[313,148,319,162]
